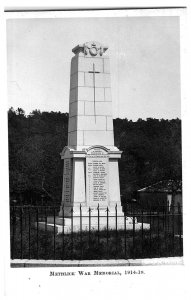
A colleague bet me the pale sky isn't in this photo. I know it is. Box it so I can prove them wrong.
[7,16,181,120]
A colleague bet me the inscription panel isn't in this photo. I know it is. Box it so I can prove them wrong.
[63,158,73,203]
[86,148,109,206]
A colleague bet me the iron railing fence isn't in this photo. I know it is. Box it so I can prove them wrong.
[10,204,183,261]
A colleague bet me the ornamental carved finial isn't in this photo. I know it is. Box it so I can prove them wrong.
[72,41,108,56]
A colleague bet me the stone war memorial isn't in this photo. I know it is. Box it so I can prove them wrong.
[40,41,149,233]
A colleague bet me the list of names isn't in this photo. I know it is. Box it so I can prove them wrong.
[86,149,109,204]
[63,158,73,203]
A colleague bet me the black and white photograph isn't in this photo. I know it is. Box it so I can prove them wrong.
[2,3,190,299]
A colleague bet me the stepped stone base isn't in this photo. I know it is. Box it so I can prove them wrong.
[36,216,150,234]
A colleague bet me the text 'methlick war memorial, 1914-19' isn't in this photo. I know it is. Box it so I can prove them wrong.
[39,41,149,232]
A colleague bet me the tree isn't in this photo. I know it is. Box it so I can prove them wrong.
[8,109,181,204]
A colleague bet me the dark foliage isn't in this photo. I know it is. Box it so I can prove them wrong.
[8,107,68,205]
[114,117,181,199]
[8,107,181,205]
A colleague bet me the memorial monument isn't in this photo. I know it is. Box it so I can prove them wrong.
[39,41,149,232]
[59,41,123,219]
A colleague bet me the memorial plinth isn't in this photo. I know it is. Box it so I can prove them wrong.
[38,41,150,233]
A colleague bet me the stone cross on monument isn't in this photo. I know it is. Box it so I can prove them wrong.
[88,63,100,122]
[59,41,124,223]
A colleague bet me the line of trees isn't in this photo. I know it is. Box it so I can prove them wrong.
[8,107,181,205]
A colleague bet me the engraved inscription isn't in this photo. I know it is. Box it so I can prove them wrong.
[86,148,109,205]
[64,158,73,203]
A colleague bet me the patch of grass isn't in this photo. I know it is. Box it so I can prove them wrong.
[10,221,183,260]
[10,206,183,260]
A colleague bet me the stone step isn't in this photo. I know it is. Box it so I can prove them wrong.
[36,218,150,234]
[44,216,138,226]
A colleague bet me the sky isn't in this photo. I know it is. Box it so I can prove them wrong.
[6,16,181,120]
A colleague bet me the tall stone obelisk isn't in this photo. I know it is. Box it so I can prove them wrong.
[59,41,123,218]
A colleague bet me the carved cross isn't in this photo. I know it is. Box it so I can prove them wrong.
[88,63,100,123]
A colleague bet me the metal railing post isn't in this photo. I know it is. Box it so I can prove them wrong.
[44,206,47,259]
[178,204,182,253]
[124,212,127,259]
[157,207,160,257]
[97,204,100,248]
[115,204,118,258]
[36,207,39,260]
[88,207,91,250]
[28,206,31,259]
[132,204,135,259]
[164,206,167,255]
[11,206,16,259]
[53,207,56,260]
[141,208,144,258]
[106,207,109,259]
[172,204,175,256]
[80,204,83,259]
[62,204,65,260]
[20,207,23,259]
[149,205,152,258]
[71,207,73,259]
